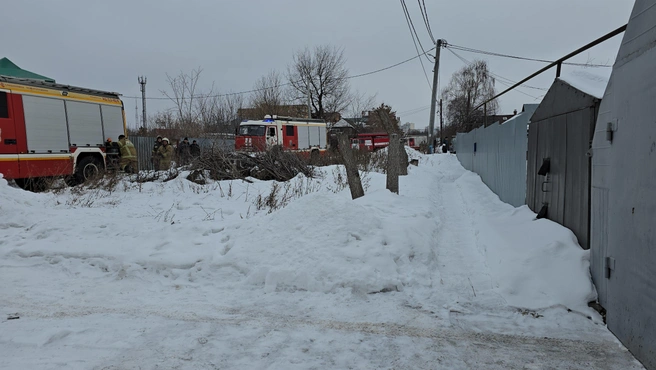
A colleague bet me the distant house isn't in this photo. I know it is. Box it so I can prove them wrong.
[327,119,355,149]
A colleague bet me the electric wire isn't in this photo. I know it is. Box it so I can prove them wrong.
[447,48,547,98]
[446,48,541,100]
[418,0,436,44]
[400,0,433,90]
[400,0,434,64]
[446,43,611,68]
[124,46,437,101]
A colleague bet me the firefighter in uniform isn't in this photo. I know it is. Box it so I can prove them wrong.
[117,134,138,173]
[157,137,174,171]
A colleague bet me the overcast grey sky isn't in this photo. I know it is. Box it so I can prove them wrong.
[2,0,634,129]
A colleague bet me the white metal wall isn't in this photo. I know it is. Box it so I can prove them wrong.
[454,104,537,207]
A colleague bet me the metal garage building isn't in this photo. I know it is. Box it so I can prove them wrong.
[590,1,656,368]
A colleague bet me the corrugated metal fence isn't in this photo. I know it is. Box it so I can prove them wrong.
[128,136,235,171]
[454,104,537,207]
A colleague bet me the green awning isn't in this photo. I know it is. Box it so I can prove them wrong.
[0,58,55,82]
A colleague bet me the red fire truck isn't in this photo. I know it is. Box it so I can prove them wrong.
[0,75,126,190]
[235,115,327,155]
[350,132,390,151]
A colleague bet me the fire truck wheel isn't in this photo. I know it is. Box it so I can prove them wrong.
[74,156,104,184]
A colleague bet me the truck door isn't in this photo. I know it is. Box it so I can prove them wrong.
[0,91,21,178]
[0,91,17,154]
[266,125,278,148]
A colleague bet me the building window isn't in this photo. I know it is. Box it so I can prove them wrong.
[286,125,294,136]
[0,92,8,118]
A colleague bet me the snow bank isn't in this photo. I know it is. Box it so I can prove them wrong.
[217,190,436,294]
[453,170,596,313]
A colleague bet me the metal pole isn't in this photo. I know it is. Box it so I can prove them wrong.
[484,103,487,127]
[428,39,443,141]
[439,98,443,147]
[134,98,138,130]
[472,24,626,113]
[138,76,147,129]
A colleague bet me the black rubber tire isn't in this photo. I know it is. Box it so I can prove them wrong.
[74,156,104,184]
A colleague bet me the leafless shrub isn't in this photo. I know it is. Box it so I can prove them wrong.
[189,146,314,182]
[253,176,321,214]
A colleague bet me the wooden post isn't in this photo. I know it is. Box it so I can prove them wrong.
[376,110,408,175]
[337,133,365,200]
[386,133,399,194]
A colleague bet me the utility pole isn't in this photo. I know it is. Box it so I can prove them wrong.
[134,98,138,130]
[138,76,147,129]
[428,39,443,151]
[439,98,443,150]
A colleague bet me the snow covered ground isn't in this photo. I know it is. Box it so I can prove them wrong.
[0,153,644,369]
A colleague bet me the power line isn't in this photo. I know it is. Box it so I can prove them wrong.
[400,0,432,90]
[400,0,434,65]
[124,46,436,101]
[446,47,547,99]
[398,104,431,115]
[418,0,435,44]
[446,43,611,68]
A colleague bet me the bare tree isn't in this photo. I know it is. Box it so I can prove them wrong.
[288,45,352,119]
[216,92,245,134]
[161,67,204,126]
[346,90,376,131]
[158,67,244,136]
[249,70,291,119]
[441,59,498,133]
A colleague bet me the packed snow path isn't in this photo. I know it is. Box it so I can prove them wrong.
[0,154,644,369]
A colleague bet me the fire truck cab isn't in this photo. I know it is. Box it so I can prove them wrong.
[0,75,126,190]
[235,115,327,154]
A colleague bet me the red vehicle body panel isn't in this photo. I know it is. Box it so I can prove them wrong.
[351,132,390,151]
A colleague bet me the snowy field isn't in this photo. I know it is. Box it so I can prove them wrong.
[0,152,644,369]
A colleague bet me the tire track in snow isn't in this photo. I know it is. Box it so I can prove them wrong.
[3,301,643,369]
[429,156,502,308]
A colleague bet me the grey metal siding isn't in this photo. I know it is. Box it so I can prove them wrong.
[22,95,69,153]
[129,136,235,171]
[590,1,656,366]
[453,105,535,207]
[66,101,103,147]
[101,105,125,142]
[526,80,598,250]
[526,122,539,210]
[563,109,592,250]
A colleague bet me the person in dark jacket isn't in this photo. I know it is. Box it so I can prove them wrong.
[151,136,163,170]
[190,140,201,159]
[178,137,191,165]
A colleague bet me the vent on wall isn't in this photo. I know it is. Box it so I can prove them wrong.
[538,158,551,176]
